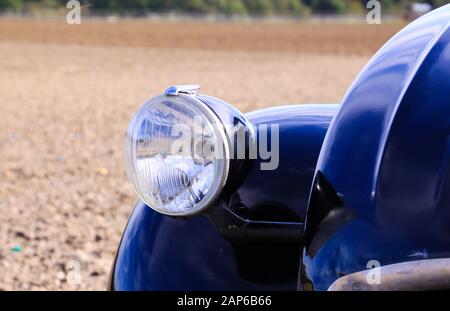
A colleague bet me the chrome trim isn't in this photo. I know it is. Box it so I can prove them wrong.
[328,258,450,291]
[165,84,200,96]
[172,93,231,216]
[126,91,231,217]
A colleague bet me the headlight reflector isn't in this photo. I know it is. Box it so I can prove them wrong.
[124,89,229,216]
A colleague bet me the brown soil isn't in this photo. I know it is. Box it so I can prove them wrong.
[0,19,403,55]
[0,18,402,290]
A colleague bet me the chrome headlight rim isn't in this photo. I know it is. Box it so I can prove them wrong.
[124,90,231,217]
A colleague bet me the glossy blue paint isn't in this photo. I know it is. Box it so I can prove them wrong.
[112,104,337,290]
[302,5,450,291]
[239,105,336,222]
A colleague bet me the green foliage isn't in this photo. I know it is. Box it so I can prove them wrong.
[174,0,210,13]
[273,0,310,15]
[310,0,347,13]
[1,1,449,15]
[0,0,22,10]
[243,0,274,14]
[218,0,249,15]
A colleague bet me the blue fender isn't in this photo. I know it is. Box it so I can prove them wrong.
[112,104,337,290]
[301,5,450,290]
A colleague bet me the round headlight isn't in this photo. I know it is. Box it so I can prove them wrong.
[124,86,230,216]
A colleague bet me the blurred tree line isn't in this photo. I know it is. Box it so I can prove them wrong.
[1,0,448,15]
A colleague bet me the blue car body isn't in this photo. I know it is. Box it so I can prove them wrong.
[111,5,450,291]
[112,104,337,290]
[302,6,450,290]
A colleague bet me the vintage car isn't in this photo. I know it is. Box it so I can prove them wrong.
[109,5,450,291]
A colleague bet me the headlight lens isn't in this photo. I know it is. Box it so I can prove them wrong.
[124,91,230,216]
